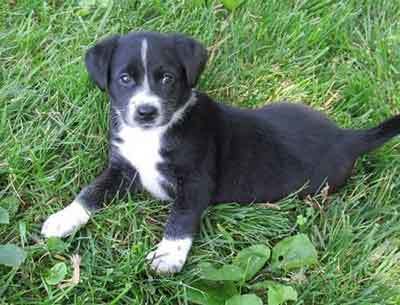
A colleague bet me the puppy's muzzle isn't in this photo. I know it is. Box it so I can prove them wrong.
[135,104,159,124]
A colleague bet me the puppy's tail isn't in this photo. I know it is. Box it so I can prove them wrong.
[349,114,400,155]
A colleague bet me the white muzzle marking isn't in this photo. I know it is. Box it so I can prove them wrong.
[128,38,162,126]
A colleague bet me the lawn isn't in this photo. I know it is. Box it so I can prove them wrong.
[1,0,400,304]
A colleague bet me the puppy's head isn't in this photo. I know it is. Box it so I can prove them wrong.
[85,32,207,128]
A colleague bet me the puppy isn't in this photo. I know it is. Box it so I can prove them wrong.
[42,32,400,274]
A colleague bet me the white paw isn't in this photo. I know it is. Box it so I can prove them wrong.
[41,200,90,238]
[146,237,193,274]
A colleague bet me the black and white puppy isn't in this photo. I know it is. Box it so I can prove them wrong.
[42,32,400,274]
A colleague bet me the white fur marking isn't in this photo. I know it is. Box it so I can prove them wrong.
[128,39,162,124]
[115,94,197,200]
[141,38,149,90]
[117,124,170,200]
[41,199,90,238]
[146,237,193,274]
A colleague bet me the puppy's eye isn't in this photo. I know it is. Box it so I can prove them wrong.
[161,73,175,86]
[119,73,135,86]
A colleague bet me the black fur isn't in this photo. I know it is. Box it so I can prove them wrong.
[79,31,400,245]
[85,35,119,91]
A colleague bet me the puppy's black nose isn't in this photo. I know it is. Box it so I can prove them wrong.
[136,105,158,121]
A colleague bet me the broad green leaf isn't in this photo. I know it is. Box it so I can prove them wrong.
[225,294,263,305]
[199,262,243,281]
[76,0,96,16]
[296,215,307,227]
[233,245,270,280]
[76,7,91,16]
[221,0,243,11]
[0,244,26,267]
[271,234,317,271]
[186,280,237,305]
[0,207,9,224]
[268,283,297,305]
[250,281,297,305]
[47,237,67,253]
[19,221,27,246]
[0,196,19,217]
[45,262,67,285]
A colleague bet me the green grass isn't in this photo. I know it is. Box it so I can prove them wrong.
[1,0,400,304]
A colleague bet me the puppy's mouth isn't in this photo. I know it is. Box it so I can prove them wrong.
[135,119,158,128]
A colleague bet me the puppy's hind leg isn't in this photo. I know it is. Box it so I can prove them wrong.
[312,114,400,195]
[306,146,357,197]
[42,166,138,238]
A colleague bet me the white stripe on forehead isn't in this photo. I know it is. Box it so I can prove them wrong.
[127,38,162,126]
[141,38,149,90]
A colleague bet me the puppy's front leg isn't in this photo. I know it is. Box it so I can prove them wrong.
[42,165,137,238]
[147,175,211,274]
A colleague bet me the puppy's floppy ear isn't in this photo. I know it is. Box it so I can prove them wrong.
[85,35,119,91]
[173,35,208,88]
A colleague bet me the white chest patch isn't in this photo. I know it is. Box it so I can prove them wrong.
[116,125,171,200]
